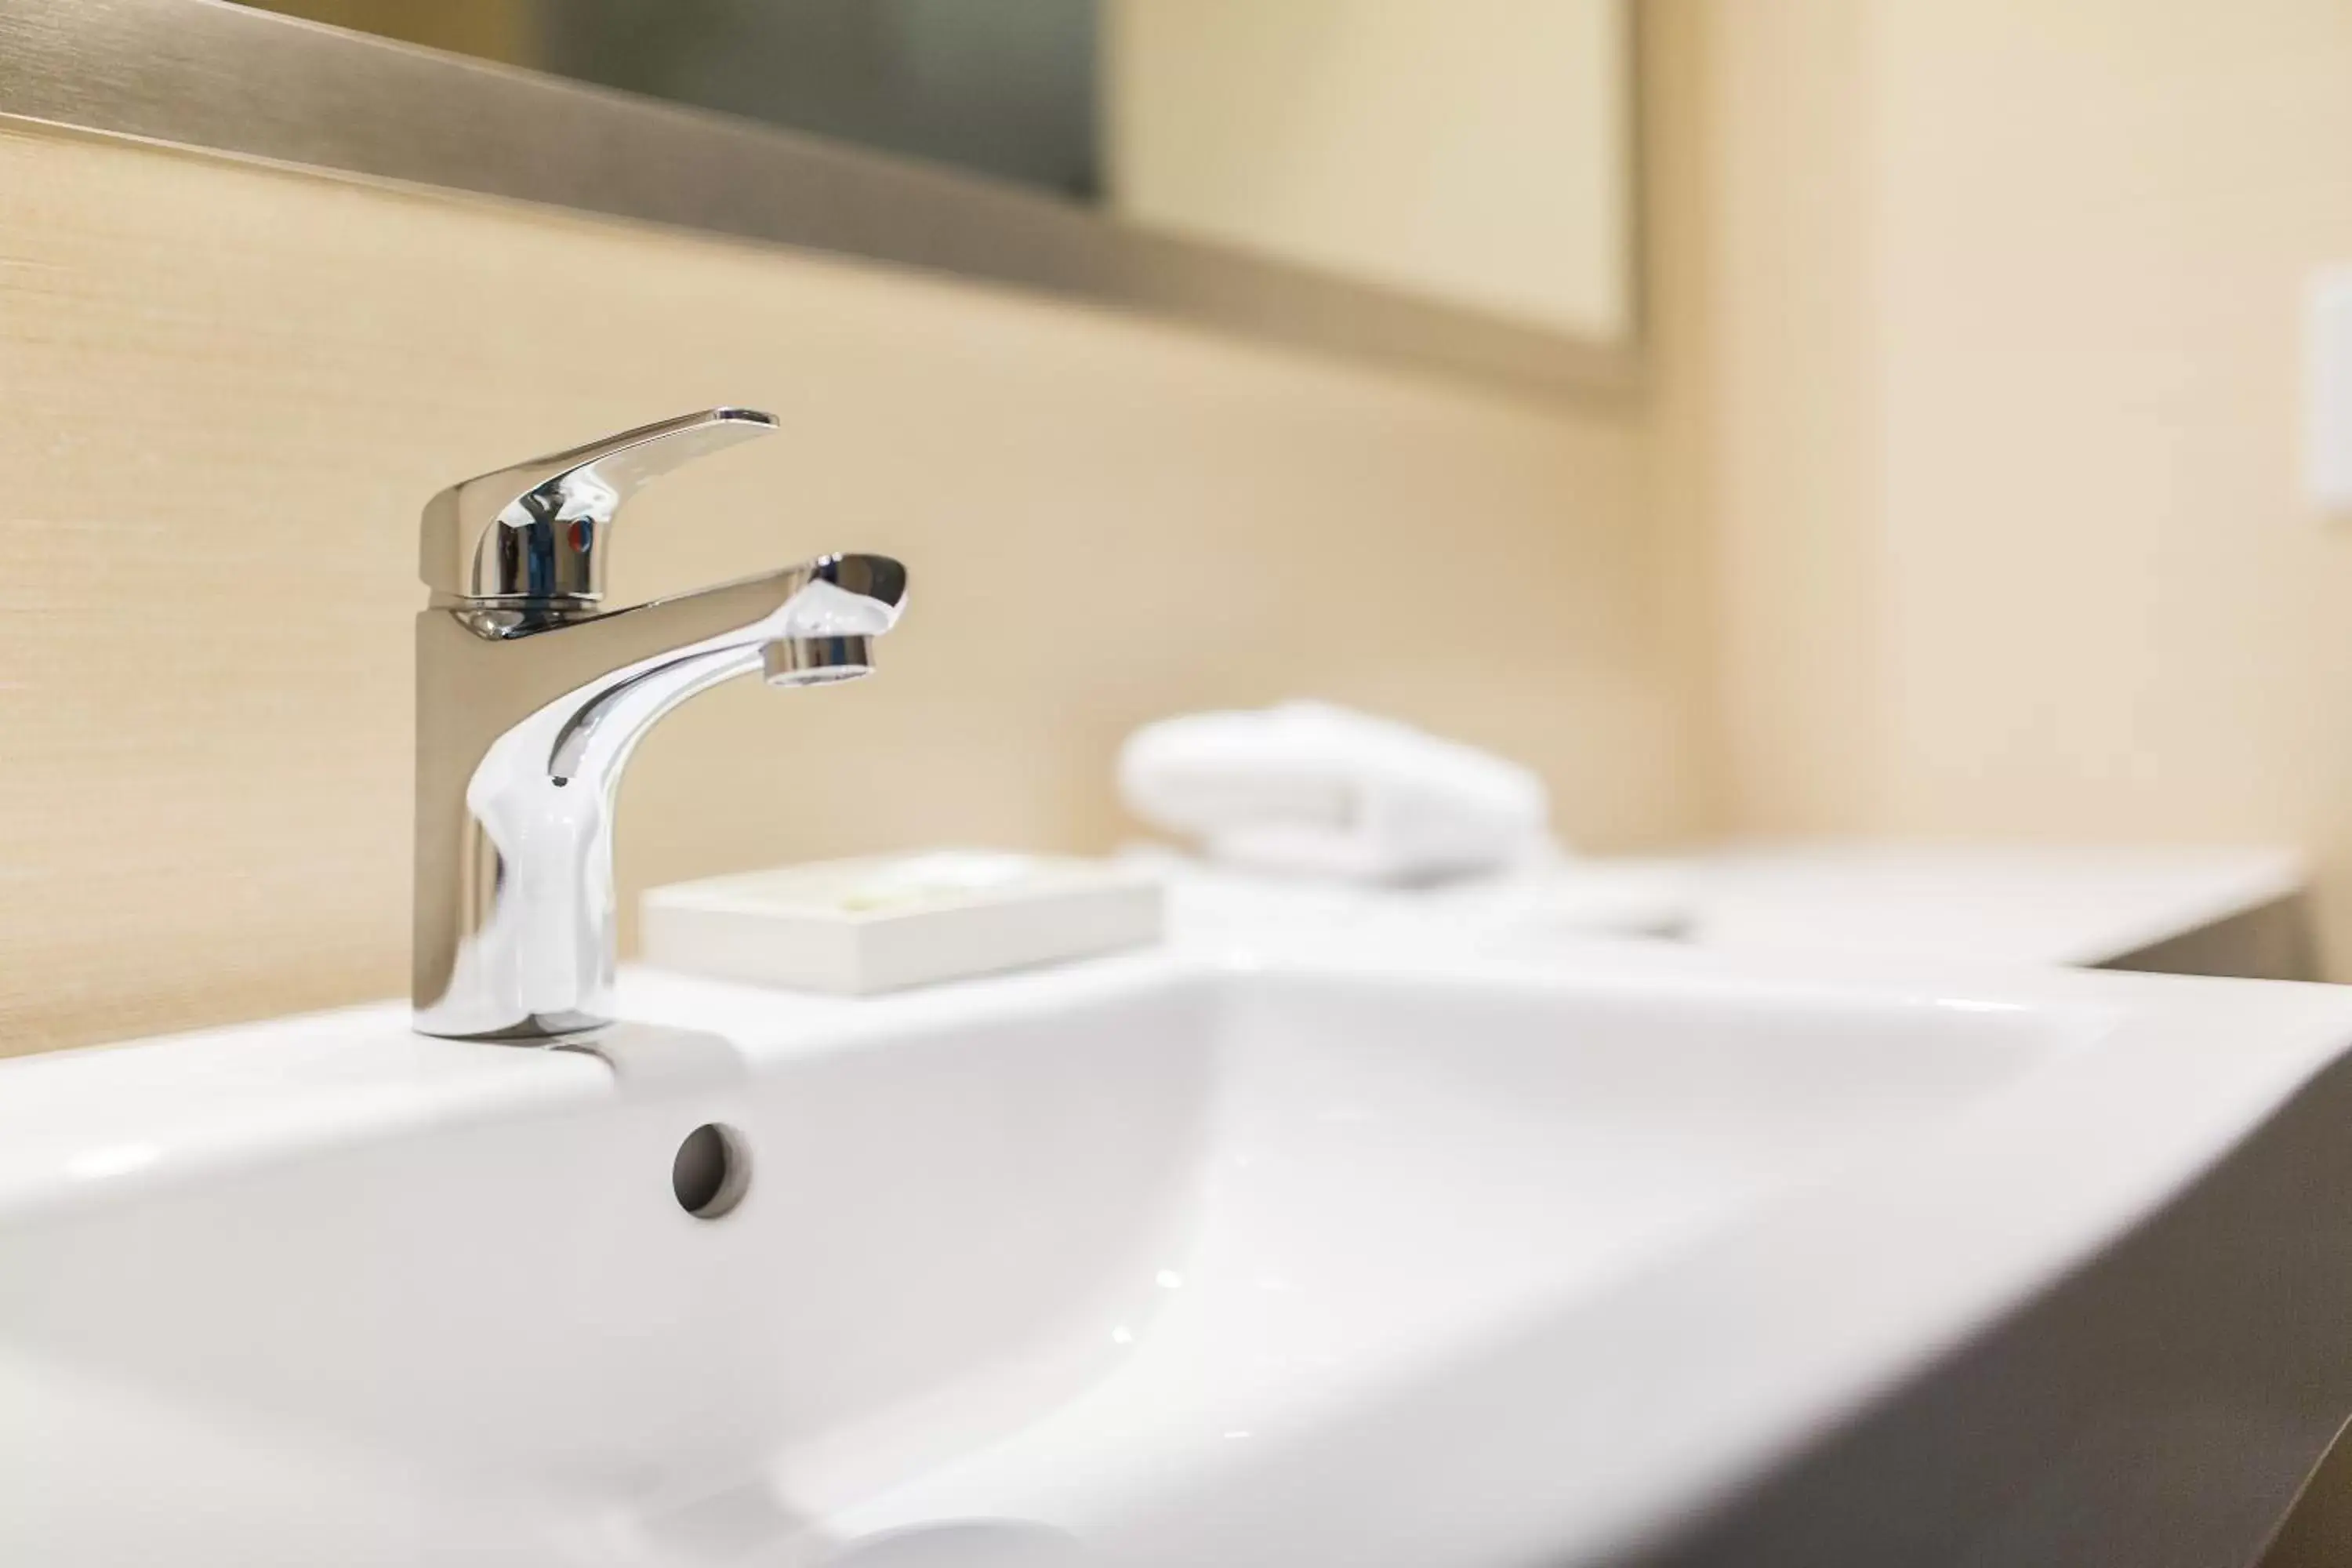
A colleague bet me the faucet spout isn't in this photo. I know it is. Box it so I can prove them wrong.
[410,409,909,1041]
[529,553,906,797]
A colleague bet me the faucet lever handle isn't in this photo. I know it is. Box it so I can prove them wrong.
[419,407,779,604]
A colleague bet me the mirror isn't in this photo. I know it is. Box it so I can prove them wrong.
[244,0,1633,347]
[5,0,1637,392]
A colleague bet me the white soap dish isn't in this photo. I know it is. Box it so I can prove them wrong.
[641,850,1165,995]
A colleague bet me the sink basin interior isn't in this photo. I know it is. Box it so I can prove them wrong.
[0,957,2087,1563]
[837,966,2081,1535]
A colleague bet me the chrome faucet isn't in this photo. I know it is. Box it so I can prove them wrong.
[412,408,908,1041]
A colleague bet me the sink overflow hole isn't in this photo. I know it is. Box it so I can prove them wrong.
[672,1123,750,1219]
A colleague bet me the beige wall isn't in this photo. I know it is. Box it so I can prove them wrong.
[1652,0,1886,835]
[0,122,1693,1057]
[1679,0,2352,973]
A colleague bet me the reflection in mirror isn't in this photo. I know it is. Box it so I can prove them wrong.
[1107,2,1632,339]
[240,0,1633,343]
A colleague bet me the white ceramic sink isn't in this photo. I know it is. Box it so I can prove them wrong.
[6,934,2352,1566]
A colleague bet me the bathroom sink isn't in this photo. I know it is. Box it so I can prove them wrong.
[5,938,2352,1566]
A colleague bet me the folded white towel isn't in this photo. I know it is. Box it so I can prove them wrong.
[1116,701,1552,885]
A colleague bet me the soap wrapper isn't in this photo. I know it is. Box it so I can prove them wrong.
[641,850,1163,995]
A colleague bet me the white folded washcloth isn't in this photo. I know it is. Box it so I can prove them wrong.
[1116,701,1552,885]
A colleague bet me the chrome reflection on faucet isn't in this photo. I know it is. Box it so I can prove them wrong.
[412,408,908,1040]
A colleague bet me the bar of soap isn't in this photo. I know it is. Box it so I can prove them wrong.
[641,850,1164,994]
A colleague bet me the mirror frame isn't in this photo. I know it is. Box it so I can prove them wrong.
[0,0,1642,399]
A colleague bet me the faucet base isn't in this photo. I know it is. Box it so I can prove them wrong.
[412,1011,612,1045]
